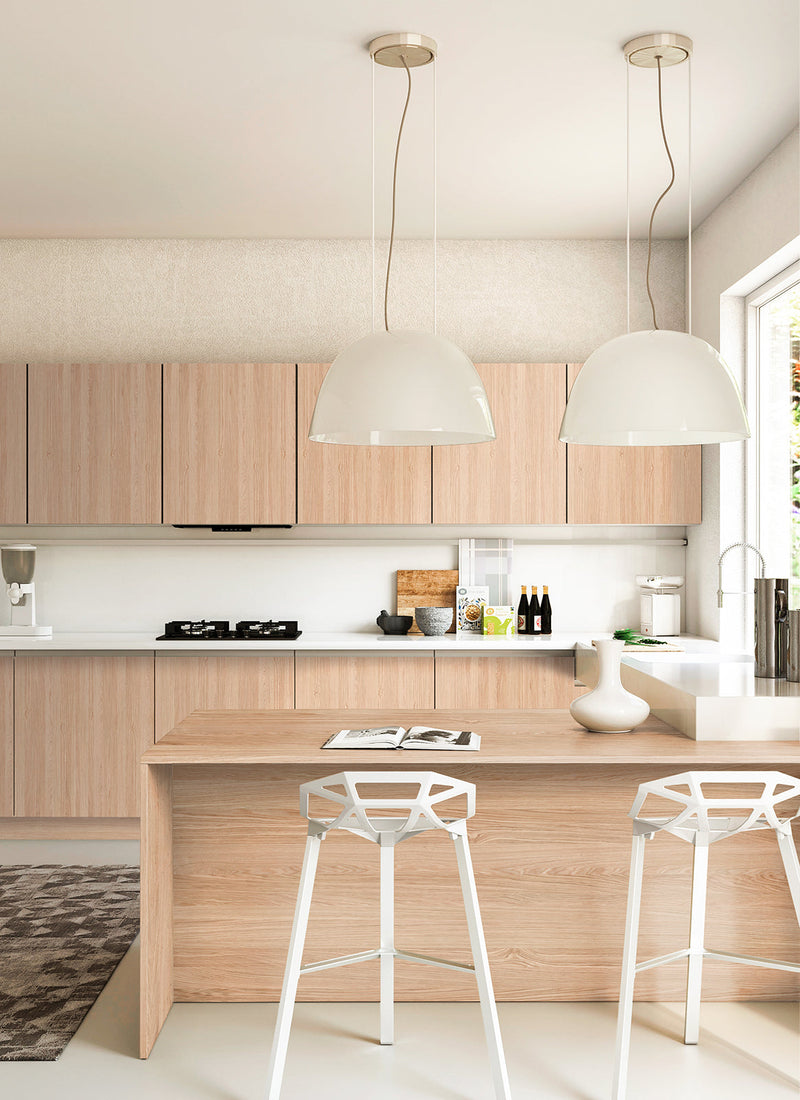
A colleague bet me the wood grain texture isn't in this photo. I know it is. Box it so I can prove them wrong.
[163,363,295,525]
[396,569,459,634]
[434,654,582,708]
[432,363,568,523]
[0,657,12,816]
[297,363,432,524]
[144,708,800,766]
[27,363,161,523]
[0,817,139,839]
[140,763,173,1057]
[566,363,702,525]
[15,654,155,817]
[155,653,295,741]
[0,364,27,523]
[294,656,435,709]
[163,761,800,1003]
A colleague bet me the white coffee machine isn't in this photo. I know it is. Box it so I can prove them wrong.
[637,575,684,637]
[0,544,52,637]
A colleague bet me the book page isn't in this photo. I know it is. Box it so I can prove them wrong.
[401,727,480,750]
[322,726,406,749]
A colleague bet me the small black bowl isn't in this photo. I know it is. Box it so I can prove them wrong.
[376,610,413,636]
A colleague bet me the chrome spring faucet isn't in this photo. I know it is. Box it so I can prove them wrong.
[717,542,766,608]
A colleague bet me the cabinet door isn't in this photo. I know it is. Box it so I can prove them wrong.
[0,365,26,523]
[566,364,702,524]
[433,363,567,523]
[28,363,161,524]
[297,363,432,524]
[15,654,155,817]
[163,363,295,525]
[155,652,295,740]
[295,652,434,708]
[0,657,12,816]
[434,653,581,709]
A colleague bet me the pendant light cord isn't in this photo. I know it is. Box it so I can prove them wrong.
[384,56,412,332]
[645,55,676,330]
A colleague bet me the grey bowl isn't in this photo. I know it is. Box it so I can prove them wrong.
[415,606,453,636]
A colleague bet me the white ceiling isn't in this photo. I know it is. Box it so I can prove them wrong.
[2,0,797,239]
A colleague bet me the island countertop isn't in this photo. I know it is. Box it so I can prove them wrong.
[143,708,800,766]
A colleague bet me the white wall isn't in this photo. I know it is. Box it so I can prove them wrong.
[0,235,687,636]
[687,129,800,643]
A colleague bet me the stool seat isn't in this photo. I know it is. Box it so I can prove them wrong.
[613,769,800,1099]
[265,770,512,1100]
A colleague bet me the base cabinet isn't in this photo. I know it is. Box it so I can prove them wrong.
[434,653,582,709]
[0,658,12,816]
[14,654,155,817]
[295,653,435,709]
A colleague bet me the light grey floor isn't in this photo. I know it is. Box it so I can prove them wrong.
[0,938,796,1100]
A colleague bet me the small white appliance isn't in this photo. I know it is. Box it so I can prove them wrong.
[0,544,52,637]
[636,575,684,637]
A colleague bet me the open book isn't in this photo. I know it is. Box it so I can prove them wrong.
[321,725,480,751]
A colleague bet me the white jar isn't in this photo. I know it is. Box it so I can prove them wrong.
[570,639,650,733]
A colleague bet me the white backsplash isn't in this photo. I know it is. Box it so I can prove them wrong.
[7,532,687,635]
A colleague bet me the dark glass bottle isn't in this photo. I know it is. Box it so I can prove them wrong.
[540,586,552,635]
[517,586,528,634]
[528,586,542,635]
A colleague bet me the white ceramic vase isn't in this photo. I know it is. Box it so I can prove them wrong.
[570,639,650,733]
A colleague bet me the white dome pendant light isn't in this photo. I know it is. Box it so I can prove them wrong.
[309,33,495,446]
[559,33,750,445]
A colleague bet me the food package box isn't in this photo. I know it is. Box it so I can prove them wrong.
[482,605,515,636]
[456,586,489,633]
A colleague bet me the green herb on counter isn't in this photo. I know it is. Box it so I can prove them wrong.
[613,629,668,646]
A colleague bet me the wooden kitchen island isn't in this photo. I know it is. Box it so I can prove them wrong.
[140,709,800,1056]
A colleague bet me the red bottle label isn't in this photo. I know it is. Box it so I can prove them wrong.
[534,616,542,631]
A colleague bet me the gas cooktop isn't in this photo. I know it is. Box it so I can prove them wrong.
[157,620,302,641]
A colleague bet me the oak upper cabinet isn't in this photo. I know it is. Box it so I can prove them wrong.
[297,363,432,524]
[14,654,155,818]
[163,363,296,525]
[434,653,582,709]
[432,363,567,523]
[0,365,27,524]
[0,657,12,816]
[28,363,161,524]
[295,652,435,708]
[155,652,295,741]
[566,364,702,524]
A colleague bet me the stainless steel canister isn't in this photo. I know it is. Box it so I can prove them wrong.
[754,578,788,678]
[787,609,800,682]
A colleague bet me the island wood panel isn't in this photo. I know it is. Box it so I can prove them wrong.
[168,761,800,1003]
[566,363,702,525]
[155,653,295,741]
[432,363,567,523]
[0,365,27,523]
[434,653,583,708]
[140,763,173,1058]
[15,654,155,817]
[163,363,296,525]
[28,363,161,523]
[294,653,435,709]
[0,658,12,816]
[297,363,432,524]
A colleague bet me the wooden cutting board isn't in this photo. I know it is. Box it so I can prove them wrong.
[397,569,459,634]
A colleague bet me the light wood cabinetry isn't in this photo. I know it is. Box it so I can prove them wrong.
[163,362,296,525]
[433,363,567,523]
[0,365,27,523]
[14,654,154,817]
[434,653,581,709]
[566,363,702,524]
[295,652,435,708]
[155,652,295,740]
[27,363,162,524]
[0,657,12,816]
[297,363,432,524]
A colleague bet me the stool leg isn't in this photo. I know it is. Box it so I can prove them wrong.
[265,832,322,1100]
[775,825,800,926]
[684,841,709,1045]
[612,832,647,1100]
[379,841,395,1045]
[452,826,512,1100]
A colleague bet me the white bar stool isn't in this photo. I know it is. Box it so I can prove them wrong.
[613,770,800,1099]
[265,770,512,1100]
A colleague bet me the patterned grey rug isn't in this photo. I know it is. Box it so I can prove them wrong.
[0,864,139,1060]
